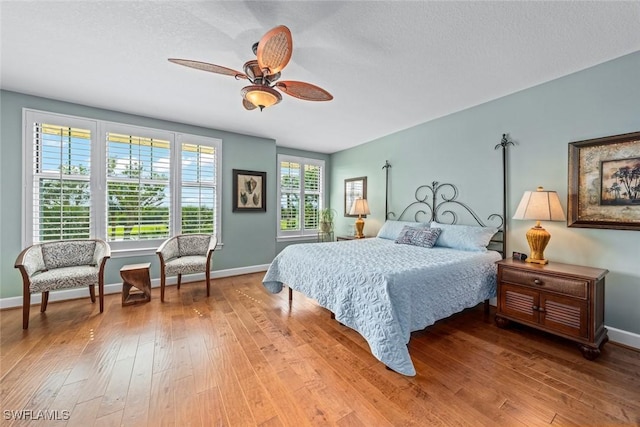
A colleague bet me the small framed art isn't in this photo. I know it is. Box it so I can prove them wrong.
[233,169,266,212]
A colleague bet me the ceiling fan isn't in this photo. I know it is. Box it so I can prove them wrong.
[169,25,333,111]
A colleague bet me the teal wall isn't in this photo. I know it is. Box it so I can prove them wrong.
[330,51,640,334]
[0,90,306,298]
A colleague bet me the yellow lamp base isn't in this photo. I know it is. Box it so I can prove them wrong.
[354,217,365,238]
[525,222,550,265]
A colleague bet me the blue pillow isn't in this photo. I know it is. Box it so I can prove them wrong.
[430,221,497,252]
[377,220,428,240]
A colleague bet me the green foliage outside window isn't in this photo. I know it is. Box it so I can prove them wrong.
[38,161,214,241]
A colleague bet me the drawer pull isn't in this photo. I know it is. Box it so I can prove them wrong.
[538,307,545,313]
[533,279,542,285]
[532,305,538,311]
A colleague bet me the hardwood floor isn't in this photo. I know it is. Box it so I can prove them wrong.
[1,272,639,426]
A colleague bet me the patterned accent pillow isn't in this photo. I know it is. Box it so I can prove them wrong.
[395,227,441,248]
[409,228,442,248]
[394,225,422,244]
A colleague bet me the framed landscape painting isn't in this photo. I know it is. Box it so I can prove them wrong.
[568,132,640,230]
[233,169,266,212]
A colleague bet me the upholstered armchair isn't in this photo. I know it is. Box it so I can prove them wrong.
[156,234,217,302]
[15,239,111,329]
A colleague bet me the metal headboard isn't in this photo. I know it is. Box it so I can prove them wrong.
[386,181,505,256]
[382,134,513,258]
[387,181,503,227]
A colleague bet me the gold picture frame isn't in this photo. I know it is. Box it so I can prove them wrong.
[568,132,640,230]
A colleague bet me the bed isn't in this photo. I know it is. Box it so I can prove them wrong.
[263,177,507,376]
[264,237,501,375]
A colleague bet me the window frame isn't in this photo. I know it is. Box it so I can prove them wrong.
[22,109,222,256]
[101,121,174,252]
[276,154,325,241]
[176,133,222,238]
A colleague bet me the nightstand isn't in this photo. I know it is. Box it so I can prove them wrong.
[336,235,371,241]
[495,258,608,360]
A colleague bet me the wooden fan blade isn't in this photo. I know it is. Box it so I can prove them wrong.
[168,58,247,79]
[242,98,257,110]
[256,25,292,75]
[275,81,333,101]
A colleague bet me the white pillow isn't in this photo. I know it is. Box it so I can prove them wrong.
[376,220,429,240]
[430,221,498,252]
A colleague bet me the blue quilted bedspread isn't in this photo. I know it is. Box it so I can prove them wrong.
[262,238,500,376]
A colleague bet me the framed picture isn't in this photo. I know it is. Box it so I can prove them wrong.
[568,131,640,230]
[344,176,367,217]
[233,169,266,212]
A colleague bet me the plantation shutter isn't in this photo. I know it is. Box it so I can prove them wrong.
[106,132,170,241]
[277,155,325,238]
[279,160,301,232]
[181,143,217,235]
[32,122,92,242]
[304,163,322,230]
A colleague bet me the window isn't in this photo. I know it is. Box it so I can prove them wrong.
[31,122,92,240]
[23,109,222,254]
[277,154,325,239]
[106,131,171,242]
[179,138,219,235]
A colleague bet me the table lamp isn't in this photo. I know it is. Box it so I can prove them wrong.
[512,186,565,264]
[349,198,371,238]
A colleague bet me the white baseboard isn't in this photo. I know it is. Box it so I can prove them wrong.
[606,326,640,350]
[0,264,270,310]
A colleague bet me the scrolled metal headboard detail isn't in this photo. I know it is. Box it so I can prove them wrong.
[382,134,512,258]
[386,181,504,230]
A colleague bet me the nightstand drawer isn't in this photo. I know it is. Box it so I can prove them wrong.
[501,268,588,299]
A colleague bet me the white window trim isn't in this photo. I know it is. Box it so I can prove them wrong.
[22,110,99,247]
[276,154,325,241]
[22,108,222,256]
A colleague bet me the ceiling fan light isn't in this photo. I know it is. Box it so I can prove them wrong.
[241,85,282,111]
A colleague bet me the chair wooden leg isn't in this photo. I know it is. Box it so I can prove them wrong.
[99,279,104,313]
[23,292,31,330]
[177,274,182,290]
[40,291,49,313]
[160,272,166,303]
[89,284,96,303]
[206,269,211,297]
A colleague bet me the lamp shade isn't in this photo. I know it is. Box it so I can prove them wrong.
[241,85,282,110]
[513,187,565,221]
[349,198,371,216]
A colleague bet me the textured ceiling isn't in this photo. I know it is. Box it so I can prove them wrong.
[2,1,639,154]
